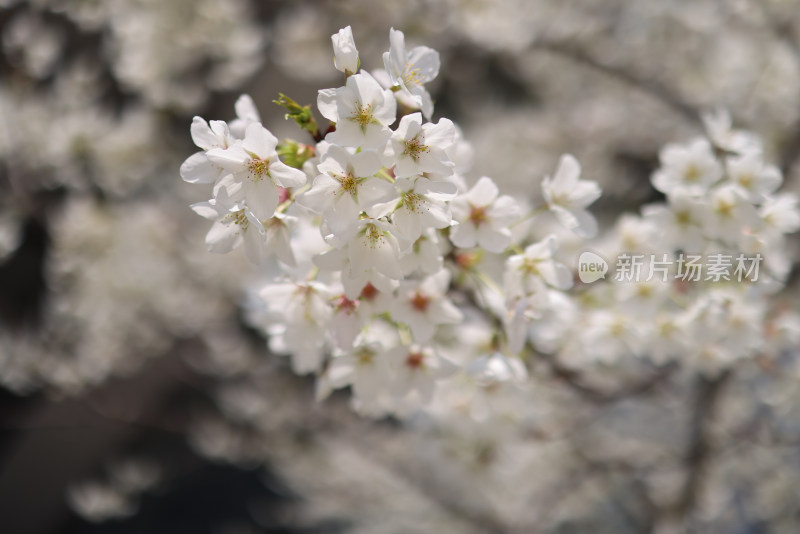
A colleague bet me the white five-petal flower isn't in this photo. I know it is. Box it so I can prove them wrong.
[449,176,521,253]
[317,71,397,149]
[541,154,602,238]
[206,123,307,220]
[392,269,463,342]
[383,27,440,119]
[299,145,395,239]
[389,112,455,178]
[180,117,233,184]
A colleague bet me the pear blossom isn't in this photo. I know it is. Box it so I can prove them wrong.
[759,193,800,236]
[581,309,644,364]
[703,184,759,244]
[651,138,722,197]
[179,117,233,184]
[262,212,297,267]
[504,292,549,354]
[206,123,307,220]
[504,234,573,300]
[328,293,368,350]
[331,25,359,75]
[399,229,446,276]
[541,154,602,238]
[725,152,782,203]
[449,176,521,253]
[299,145,394,239]
[383,28,440,119]
[315,218,404,299]
[190,196,267,265]
[681,289,766,376]
[372,176,457,242]
[319,321,399,412]
[702,108,761,155]
[228,94,261,139]
[389,113,455,178]
[388,344,457,409]
[258,281,334,374]
[323,341,393,412]
[642,191,707,251]
[392,269,463,342]
[317,71,396,149]
[466,352,527,389]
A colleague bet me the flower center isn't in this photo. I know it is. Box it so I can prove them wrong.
[406,351,425,369]
[359,283,378,301]
[247,158,271,181]
[675,210,692,226]
[335,295,358,314]
[684,165,701,183]
[469,205,488,226]
[738,173,754,188]
[403,134,429,162]
[363,223,386,248]
[223,209,249,230]
[410,292,429,312]
[715,200,735,218]
[355,347,375,365]
[349,101,377,133]
[402,191,426,214]
[402,64,424,89]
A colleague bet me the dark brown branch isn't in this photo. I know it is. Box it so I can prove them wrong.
[671,370,731,520]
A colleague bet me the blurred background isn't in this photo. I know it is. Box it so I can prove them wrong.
[0,0,799,533]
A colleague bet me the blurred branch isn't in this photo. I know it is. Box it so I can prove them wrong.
[753,1,800,173]
[670,370,731,522]
[540,352,676,404]
[533,39,702,126]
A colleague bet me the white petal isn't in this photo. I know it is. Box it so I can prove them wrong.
[243,123,278,159]
[351,149,383,178]
[206,221,241,254]
[449,222,477,249]
[190,116,217,150]
[358,178,396,210]
[553,154,581,188]
[270,160,307,188]
[466,177,499,205]
[318,88,338,122]
[407,46,440,82]
[235,94,261,123]
[244,179,279,221]
[206,145,249,172]
[180,152,219,184]
[190,201,219,220]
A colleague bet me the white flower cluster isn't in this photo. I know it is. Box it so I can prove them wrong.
[524,110,800,376]
[182,26,799,421]
[181,27,602,417]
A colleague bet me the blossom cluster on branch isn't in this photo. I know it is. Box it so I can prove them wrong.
[182,26,799,419]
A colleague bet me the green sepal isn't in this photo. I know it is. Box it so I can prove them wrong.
[273,93,319,138]
[276,139,314,169]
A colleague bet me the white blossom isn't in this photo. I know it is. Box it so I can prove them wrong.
[382,28,440,119]
[206,123,306,220]
[331,25,359,75]
[317,71,397,149]
[389,112,455,178]
[449,176,521,253]
[541,154,602,238]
